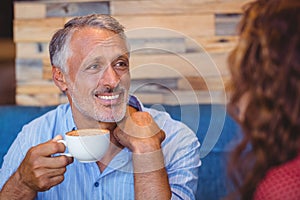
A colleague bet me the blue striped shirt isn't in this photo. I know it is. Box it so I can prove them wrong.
[0,96,201,199]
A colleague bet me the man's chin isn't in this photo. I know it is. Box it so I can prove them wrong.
[96,107,126,122]
[98,114,125,123]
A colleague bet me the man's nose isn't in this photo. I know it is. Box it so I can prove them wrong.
[101,66,120,88]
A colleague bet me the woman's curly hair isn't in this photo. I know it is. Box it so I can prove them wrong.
[227,0,300,199]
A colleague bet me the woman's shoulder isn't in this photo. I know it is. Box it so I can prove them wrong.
[254,153,300,200]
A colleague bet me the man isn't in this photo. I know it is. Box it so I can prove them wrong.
[0,14,200,199]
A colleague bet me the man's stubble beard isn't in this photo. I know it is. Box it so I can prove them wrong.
[68,84,128,123]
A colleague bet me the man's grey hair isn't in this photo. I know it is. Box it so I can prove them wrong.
[49,14,127,72]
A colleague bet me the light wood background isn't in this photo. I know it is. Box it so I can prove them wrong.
[14,0,252,106]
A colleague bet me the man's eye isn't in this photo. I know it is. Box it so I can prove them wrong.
[87,64,99,70]
[115,61,128,69]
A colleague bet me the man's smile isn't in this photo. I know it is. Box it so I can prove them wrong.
[94,92,124,106]
[97,94,120,100]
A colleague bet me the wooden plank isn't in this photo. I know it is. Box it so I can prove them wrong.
[13,15,216,43]
[215,14,242,36]
[16,93,60,106]
[176,90,227,105]
[13,15,213,42]
[16,43,49,59]
[134,90,227,105]
[187,36,238,53]
[14,2,46,19]
[46,2,109,17]
[162,90,227,105]
[133,93,164,105]
[14,1,109,19]
[114,14,215,38]
[129,52,229,79]
[177,75,231,91]
[111,0,253,15]
[129,37,186,54]
[130,78,178,93]
[14,18,65,42]
[43,58,52,80]
[16,83,61,94]
[16,59,44,82]
[130,76,230,93]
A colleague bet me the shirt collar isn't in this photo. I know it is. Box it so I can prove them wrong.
[128,94,143,111]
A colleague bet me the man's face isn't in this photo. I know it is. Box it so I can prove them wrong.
[65,27,130,123]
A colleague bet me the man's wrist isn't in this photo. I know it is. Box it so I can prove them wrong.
[131,140,162,154]
[132,149,165,173]
[11,171,36,198]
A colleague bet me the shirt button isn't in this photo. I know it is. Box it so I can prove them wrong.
[94,182,99,187]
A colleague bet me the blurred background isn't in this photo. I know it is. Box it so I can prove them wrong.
[0,0,15,105]
[0,0,249,106]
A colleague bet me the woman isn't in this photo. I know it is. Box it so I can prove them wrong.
[227,0,300,199]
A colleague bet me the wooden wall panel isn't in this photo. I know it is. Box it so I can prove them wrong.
[114,14,215,38]
[14,18,65,42]
[13,0,250,106]
[111,0,252,15]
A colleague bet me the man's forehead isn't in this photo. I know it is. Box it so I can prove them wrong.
[83,50,129,62]
[70,27,128,51]
[71,27,124,43]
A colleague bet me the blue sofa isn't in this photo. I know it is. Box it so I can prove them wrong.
[0,104,240,200]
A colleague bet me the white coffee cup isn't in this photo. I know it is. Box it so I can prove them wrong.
[58,129,110,163]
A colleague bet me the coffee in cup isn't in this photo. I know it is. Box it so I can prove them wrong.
[58,129,110,163]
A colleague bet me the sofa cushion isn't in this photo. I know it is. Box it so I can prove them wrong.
[0,105,55,166]
[0,104,240,200]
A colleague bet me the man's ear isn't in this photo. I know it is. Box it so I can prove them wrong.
[52,66,68,92]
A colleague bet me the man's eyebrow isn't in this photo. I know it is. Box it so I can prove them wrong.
[113,54,129,60]
[87,56,105,63]
[81,53,129,67]
[80,56,104,69]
